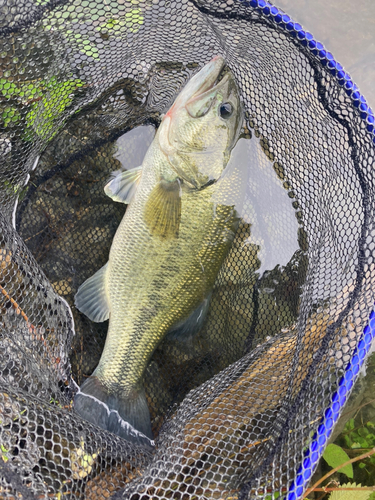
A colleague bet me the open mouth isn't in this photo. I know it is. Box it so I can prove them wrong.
[186,60,231,118]
[212,65,231,92]
[164,56,230,120]
[215,63,231,85]
[191,56,228,99]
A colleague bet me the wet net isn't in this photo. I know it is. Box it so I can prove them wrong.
[0,0,375,498]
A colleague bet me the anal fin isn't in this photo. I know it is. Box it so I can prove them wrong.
[167,292,212,341]
[144,179,181,239]
[75,263,110,322]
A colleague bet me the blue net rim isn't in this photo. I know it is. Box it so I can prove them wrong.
[287,316,375,500]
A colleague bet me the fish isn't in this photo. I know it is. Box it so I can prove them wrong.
[74,55,244,447]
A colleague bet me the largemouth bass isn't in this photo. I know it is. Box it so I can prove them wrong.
[74,56,244,447]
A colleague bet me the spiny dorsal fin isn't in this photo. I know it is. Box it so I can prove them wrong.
[104,166,142,204]
[75,263,110,322]
[144,179,181,239]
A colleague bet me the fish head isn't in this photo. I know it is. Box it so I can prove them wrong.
[158,56,243,189]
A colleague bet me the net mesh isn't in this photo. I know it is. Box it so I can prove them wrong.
[0,0,374,498]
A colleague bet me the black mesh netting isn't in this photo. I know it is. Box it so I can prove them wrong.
[0,0,374,498]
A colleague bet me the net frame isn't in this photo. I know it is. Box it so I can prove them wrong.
[0,0,374,498]
[231,2,375,498]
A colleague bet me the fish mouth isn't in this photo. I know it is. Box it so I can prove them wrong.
[185,57,231,118]
[164,56,229,120]
[185,56,229,114]
[189,56,227,99]
[158,56,232,163]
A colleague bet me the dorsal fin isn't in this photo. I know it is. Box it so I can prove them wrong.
[104,166,142,204]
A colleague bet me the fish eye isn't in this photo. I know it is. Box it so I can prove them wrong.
[219,102,233,119]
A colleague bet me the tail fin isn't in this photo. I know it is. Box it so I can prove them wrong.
[74,376,154,449]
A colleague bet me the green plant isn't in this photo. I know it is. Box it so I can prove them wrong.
[323,444,353,479]
[96,8,144,39]
[49,397,63,408]
[25,76,84,138]
[264,492,280,500]
[65,31,100,59]
[0,75,84,141]
[0,77,43,102]
[343,419,375,449]
[328,483,373,500]
[1,444,9,462]
[304,446,375,499]
[339,419,375,475]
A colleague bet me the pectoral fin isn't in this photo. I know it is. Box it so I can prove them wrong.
[75,263,110,322]
[104,166,142,204]
[144,179,181,239]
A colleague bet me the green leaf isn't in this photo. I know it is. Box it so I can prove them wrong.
[329,483,372,500]
[343,435,352,448]
[1,105,21,127]
[1,444,9,462]
[25,77,84,138]
[358,427,370,438]
[125,8,144,33]
[345,419,355,431]
[323,444,353,478]
[264,493,280,500]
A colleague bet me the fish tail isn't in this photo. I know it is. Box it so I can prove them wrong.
[74,376,154,448]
